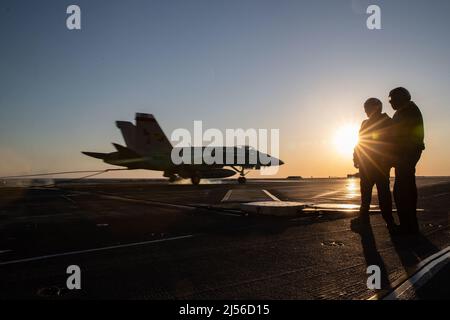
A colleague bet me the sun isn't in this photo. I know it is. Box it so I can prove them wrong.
[333,124,359,156]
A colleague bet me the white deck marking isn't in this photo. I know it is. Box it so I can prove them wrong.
[221,190,233,202]
[384,246,450,300]
[262,189,281,202]
[0,234,195,266]
[98,194,196,210]
[61,195,77,205]
[312,190,341,199]
[368,246,450,300]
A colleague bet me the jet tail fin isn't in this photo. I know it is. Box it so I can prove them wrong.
[116,121,137,150]
[134,113,172,155]
[115,114,171,156]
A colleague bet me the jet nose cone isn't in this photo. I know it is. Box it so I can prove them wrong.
[279,159,285,165]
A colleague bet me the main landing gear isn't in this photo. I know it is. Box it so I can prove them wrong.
[191,175,201,185]
[231,166,248,184]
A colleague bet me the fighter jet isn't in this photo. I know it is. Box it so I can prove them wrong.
[82,113,284,184]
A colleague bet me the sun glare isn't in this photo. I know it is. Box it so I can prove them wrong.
[333,124,359,156]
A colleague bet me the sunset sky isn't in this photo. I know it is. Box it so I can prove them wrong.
[1,0,449,179]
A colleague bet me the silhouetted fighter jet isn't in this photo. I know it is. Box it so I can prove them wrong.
[83,113,284,185]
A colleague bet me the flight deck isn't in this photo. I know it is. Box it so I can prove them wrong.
[0,177,448,299]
